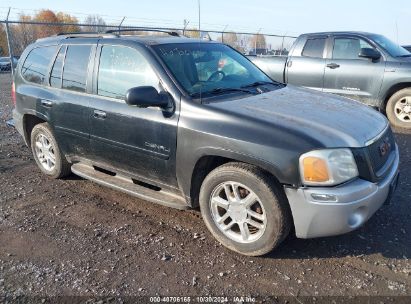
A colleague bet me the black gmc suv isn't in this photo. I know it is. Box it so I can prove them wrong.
[12,31,399,256]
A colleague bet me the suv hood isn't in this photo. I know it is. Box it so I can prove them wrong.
[208,85,388,148]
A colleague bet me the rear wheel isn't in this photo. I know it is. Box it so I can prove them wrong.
[30,123,71,179]
[199,162,292,256]
[386,88,411,129]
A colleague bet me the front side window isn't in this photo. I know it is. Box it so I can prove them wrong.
[152,43,272,96]
[62,45,92,92]
[97,45,159,99]
[21,46,57,84]
[50,46,66,88]
[333,38,373,60]
[302,38,326,58]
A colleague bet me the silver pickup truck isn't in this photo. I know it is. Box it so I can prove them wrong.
[249,32,411,129]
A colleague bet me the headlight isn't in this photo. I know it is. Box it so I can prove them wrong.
[299,148,358,186]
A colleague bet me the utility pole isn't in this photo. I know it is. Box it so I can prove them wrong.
[5,7,14,78]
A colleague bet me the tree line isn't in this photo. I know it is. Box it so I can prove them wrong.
[0,10,107,56]
[0,9,270,57]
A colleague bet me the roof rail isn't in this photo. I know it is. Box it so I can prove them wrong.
[105,28,180,37]
[54,32,117,38]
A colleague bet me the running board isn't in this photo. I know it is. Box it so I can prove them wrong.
[71,163,189,210]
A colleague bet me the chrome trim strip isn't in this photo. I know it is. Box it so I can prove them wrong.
[365,123,389,147]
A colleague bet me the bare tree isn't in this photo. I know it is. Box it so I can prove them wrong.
[219,32,239,50]
[184,28,200,38]
[250,34,267,50]
[0,24,8,56]
[83,15,107,33]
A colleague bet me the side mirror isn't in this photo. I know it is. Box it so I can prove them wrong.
[359,48,381,61]
[125,86,170,109]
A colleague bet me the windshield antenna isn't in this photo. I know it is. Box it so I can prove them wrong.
[395,20,399,51]
[198,0,201,33]
[198,0,203,102]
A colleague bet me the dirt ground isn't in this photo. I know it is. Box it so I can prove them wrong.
[0,72,410,302]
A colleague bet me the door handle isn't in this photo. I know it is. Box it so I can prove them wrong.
[93,110,107,119]
[40,99,54,107]
[326,63,340,69]
[287,60,293,67]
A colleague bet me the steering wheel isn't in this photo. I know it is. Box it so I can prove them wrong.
[207,70,226,82]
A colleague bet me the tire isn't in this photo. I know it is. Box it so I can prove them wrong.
[199,162,292,256]
[386,88,411,129]
[30,122,71,179]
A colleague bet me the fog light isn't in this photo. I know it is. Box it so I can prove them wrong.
[310,193,338,202]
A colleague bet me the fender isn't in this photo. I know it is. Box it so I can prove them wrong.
[176,145,298,205]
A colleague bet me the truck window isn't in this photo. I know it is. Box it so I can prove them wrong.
[302,38,326,58]
[50,46,66,88]
[62,45,92,93]
[333,38,373,60]
[97,45,159,100]
[21,46,58,85]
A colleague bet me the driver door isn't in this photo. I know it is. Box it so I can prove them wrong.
[88,43,179,186]
[323,36,385,105]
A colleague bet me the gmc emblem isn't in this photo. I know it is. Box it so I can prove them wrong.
[379,138,391,157]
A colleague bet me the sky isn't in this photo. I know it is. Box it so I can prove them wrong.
[1,0,410,44]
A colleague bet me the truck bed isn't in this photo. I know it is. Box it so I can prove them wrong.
[247,55,287,83]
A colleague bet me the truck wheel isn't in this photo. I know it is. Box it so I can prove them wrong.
[386,88,411,129]
[30,123,71,179]
[199,162,292,256]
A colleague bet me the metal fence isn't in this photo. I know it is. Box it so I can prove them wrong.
[0,20,297,54]
[0,18,297,75]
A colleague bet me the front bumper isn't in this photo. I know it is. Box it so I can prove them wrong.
[284,146,400,239]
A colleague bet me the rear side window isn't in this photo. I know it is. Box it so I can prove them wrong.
[21,46,57,84]
[50,46,66,88]
[302,38,326,58]
[62,45,92,92]
[97,45,159,99]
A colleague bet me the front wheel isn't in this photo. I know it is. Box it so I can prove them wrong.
[199,163,292,256]
[386,88,411,129]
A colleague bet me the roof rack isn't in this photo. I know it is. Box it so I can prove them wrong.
[105,28,180,37]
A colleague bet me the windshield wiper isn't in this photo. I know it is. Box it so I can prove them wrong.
[398,54,411,57]
[190,87,254,98]
[240,81,275,88]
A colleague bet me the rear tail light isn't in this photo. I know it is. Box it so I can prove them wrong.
[11,82,16,106]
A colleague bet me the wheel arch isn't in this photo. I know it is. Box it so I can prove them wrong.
[382,82,411,112]
[186,151,288,209]
[22,113,47,147]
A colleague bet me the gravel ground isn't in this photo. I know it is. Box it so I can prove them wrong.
[0,73,410,302]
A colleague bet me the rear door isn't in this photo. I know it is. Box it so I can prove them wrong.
[323,35,385,105]
[286,36,328,91]
[47,42,96,158]
[88,43,179,187]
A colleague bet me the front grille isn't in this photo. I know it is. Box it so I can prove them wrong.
[366,127,396,174]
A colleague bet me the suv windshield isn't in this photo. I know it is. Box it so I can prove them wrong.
[369,34,410,57]
[152,43,274,97]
